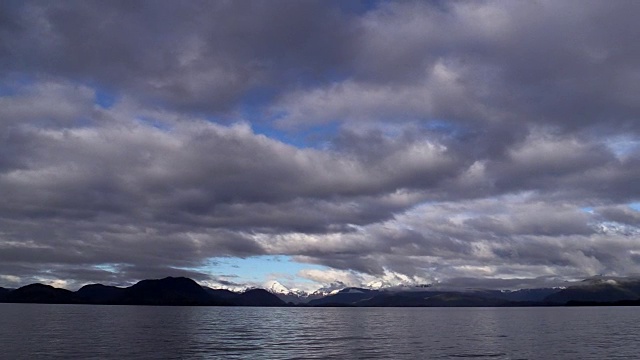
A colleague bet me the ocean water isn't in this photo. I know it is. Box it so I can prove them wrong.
[1,304,639,359]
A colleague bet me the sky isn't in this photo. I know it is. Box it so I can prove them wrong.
[1,0,640,292]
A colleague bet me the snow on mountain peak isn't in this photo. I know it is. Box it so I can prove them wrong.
[366,280,385,289]
[264,280,291,294]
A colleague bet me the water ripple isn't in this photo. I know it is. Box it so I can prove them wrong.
[2,305,640,359]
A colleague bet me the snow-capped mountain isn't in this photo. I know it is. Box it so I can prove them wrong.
[263,281,311,303]
[264,280,292,294]
[263,279,437,303]
[263,280,345,304]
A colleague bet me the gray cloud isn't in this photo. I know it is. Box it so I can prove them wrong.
[265,196,640,286]
[0,0,358,114]
[1,0,639,290]
[597,205,640,226]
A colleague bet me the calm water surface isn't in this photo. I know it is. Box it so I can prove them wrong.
[1,304,639,359]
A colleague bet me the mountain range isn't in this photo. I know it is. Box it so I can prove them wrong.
[3,276,640,307]
[0,277,284,306]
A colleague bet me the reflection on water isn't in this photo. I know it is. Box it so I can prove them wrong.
[2,305,640,359]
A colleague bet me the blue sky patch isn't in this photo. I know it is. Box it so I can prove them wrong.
[94,88,117,109]
[204,255,327,285]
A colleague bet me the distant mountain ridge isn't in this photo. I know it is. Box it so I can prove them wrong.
[76,284,125,304]
[235,289,284,306]
[308,287,380,306]
[114,277,216,305]
[544,277,640,304]
[3,276,640,307]
[3,284,80,304]
[0,277,284,307]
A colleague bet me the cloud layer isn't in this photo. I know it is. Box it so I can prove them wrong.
[1,0,639,290]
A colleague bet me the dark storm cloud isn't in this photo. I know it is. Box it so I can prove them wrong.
[0,0,357,113]
[1,0,640,289]
[597,206,640,226]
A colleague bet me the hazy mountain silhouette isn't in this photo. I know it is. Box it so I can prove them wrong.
[545,278,640,304]
[419,293,510,307]
[308,288,379,306]
[304,287,565,307]
[354,293,435,307]
[476,288,560,302]
[317,290,512,307]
